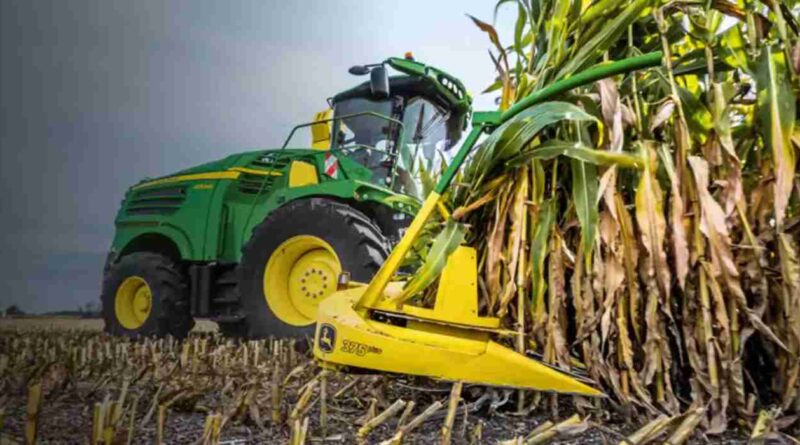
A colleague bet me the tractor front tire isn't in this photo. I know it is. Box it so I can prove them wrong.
[227,198,389,338]
[101,252,194,338]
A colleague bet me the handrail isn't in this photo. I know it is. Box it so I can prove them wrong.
[281,111,405,149]
[329,144,398,158]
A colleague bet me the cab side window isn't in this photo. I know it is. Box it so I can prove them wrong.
[396,98,449,197]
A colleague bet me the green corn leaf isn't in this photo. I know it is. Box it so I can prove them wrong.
[554,0,651,80]
[482,78,504,94]
[571,157,599,264]
[532,158,546,203]
[417,161,437,198]
[400,220,467,300]
[507,140,643,169]
[529,0,541,22]
[514,2,527,55]
[530,198,556,319]
[719,24,750,71]
[468,102,599,182]
[677,85,713,141]
[576,0,626,33]
[544,0,572,70]
[515,72,531,102]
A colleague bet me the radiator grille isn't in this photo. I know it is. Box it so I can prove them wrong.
[126,185,187,216]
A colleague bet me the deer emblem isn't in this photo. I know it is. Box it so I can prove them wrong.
[318,324,336,353]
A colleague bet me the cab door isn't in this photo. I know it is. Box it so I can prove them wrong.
[395,97,450,198]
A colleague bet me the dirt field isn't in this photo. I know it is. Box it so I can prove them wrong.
[0,316,218,333]
[0,318,754,444]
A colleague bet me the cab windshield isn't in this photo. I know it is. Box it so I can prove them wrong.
[395,98,450,198]
[330,95,452,199]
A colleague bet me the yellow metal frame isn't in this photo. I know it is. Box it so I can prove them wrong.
[314,285,602,395]
[314,190,604,396]
[264,235,341,326]
[373,246,500,329]
[355,192,442,310]
[311,109,333,150]
[114,276,152,329]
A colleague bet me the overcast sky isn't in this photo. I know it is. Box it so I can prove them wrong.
[0,1,513,313]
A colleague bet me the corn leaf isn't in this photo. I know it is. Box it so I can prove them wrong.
[508,140,643,168]
[468,102,599,182]
[530,198,557,319]
[468,14,504,55]
[676,85,713,141]
[554,0,651,80]
[635,143,670,296]
[756,47,796,229]
[400,220,466,300]
[482,78,504,94]
[513,2,527,55]
[572,158,599,263]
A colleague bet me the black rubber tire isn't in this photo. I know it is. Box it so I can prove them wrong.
[230,198,389,338]
[101,252,194,338]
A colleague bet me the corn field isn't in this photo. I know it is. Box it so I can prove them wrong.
[0,326,707,444]
[0,328,462,444]
[407,0,800,438]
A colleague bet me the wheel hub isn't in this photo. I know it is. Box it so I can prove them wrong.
[264,235,342,326]
[289,250,338,303]
[115,276,152,330]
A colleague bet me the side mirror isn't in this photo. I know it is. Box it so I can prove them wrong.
[370,65,390,99]
[348,65,370,76]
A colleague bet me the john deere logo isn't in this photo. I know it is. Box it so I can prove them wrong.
[318,324,336,353]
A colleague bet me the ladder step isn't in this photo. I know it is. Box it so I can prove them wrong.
[212,295,240,304]
[212,314,244,323]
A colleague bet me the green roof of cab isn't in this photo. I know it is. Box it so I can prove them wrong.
[384,56,472,115]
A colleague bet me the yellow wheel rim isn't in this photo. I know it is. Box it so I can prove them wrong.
[264,235,341,326]
[114,276,152,330]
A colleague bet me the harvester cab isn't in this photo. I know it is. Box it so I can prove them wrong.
[316,54,472,199]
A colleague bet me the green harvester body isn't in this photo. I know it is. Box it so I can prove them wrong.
[105,55,472,327]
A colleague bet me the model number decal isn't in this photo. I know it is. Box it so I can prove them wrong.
[341,339,382,356]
